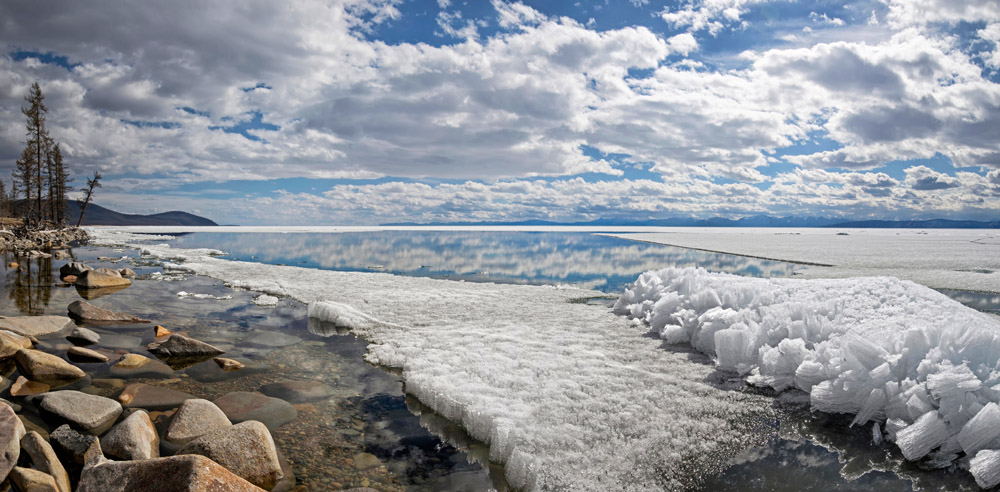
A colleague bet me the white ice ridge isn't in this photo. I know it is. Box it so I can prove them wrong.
[614,266,1000,487]
[93,231,776,491]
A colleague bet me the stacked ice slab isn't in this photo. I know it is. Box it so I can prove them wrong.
[615,267,1000,488]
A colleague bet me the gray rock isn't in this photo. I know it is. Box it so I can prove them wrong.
[14,349,86,387]
[67,301,149,323]
[118,268,136,278]
[21,431,71,492]
[0,402,25,481]
[38,391,123,435]
[77,454,264,492]
[117,383,195,411]
[101,410,158,460]
[165,399,231,446]
[240,331,302,348]
[0,316,75,338]
[50,424,102,466]
[66,327,100,346]
[260,380,336,403]
[147,334,224,360]
[213,392,297,431]
[9,466,59,492]
[177,421,283,489]
[59,262,92,278]
[67,346,110,363]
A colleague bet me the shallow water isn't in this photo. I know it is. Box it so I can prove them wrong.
[4,230,996,490]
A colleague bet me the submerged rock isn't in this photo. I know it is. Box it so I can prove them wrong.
[240,331,302,348]
[10,376,49,397]
[147,334,224,360]
[101,410,159,460]
[260,380,337,404]
[67,300,150,323]
[177,420,283,489]
[66,327,101,346]
[117,383,195,411]
[111,354,174,379]
[67,346,110,363]
[77,454,265,492]
[212,357,244,372]
[0,316,74,338]
[21,430,72,492]
[165,399,231,446]
[213,392,297,431]
[14,349,86,386]
[38,391,123,435]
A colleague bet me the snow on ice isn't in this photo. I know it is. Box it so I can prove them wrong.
[614,266,1000,487]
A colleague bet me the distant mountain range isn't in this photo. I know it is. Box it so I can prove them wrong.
[65,201,218,226]
[384,215,1000,229]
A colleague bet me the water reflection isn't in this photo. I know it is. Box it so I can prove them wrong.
[169,231,799,292]
[4,253,56,315]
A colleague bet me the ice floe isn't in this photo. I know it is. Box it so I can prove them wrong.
[614,266,1000,487]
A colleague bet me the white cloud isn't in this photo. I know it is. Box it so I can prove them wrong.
[881,0,1000,28]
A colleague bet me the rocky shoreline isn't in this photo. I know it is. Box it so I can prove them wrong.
[0,255,380,492]
[0,228,90,256]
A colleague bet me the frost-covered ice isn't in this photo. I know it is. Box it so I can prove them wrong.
[614,266,1000,487]
[176,291,233,300]
[87,229,775,491]
[252,294,280,306]
[610,228,1000,292]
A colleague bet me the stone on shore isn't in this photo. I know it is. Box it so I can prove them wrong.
[14,349,86,386]
[147,334,224,360]
[118,268,136,279]
[177,421,283,490]
[0,330,33,358]
[213,392,297,431]
[77,454,265,492]
[10,376,49,397]
[101,410,158,460]
[9,466,60,492]
[38,391,123,435]
[260,380,337,404]
[154,325,172,338]
[59,262,92,279]
[66,327,100,346]
[67,346,110,363]
[50,425,102,466]
[74,268,131,289]
[111,354,174,379]
[117,383,195,411]
[0,402,26,481]
[67,300,150,323]
[0,316,74,338]
[165,399,231,446]
[21,431,71,492]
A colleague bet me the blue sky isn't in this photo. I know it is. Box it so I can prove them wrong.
[1,0,999,224]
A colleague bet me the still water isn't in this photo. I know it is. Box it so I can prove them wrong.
[1,230,995,490]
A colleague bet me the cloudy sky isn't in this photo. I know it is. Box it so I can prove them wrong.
[1,0,999,225]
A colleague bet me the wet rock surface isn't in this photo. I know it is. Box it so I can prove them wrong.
[14,350,86,387]
[0,317,74,338]
[67,301,148,323]
[213,392,298,431]
[117,384,195,411]
[260,380,336,404]
[37,391,122,435]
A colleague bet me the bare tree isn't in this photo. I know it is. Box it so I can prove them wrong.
[76,171,102,227]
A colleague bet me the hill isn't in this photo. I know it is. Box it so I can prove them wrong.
[64,201,218,226]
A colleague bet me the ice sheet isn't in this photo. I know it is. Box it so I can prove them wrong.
[88,228,775,491]
[614,266,1000,485]
[608,228,1000,292]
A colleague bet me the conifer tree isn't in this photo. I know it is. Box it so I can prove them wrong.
[22,82,48,226]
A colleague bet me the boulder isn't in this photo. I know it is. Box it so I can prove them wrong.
[118,268,136,279]
[0,317,74,338]
[74,269,131,289]
[0,330,33,358]
[260,380,337,404]
[38,391,123,435]
[66,327,100,346]
[213,392,297,431]
[147,334,224,360]
[101,410,158,460]
[177,421,282,490]
[8,466,59,492]
[50,424,102,466]
[67,347,110,363]
[0,402,25,480]
[10,376,49,397]
[111,354,173,379]
[14,349,86,386]
[67,301,149,323]
[117,383,194,411]
[165,399,231,446]
[20,431,71,492]
[53,250,71,260]
[59,262,92,279]
[77,454,265,492]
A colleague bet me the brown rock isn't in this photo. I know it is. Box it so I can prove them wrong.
[118,268,136,279]
[8,262,17,269]
[101,410,158,460]
[0,330,33,359]
[213,357,244,372]
[165,399,231,446]
[73,269,131,289]
[114,353,152,369]
[9,466,59,492]
[177,421,283,489]
[118,383,195,411]
[10,376,49,396]
[20,431,71,492]
[154,325,172,338]
[59,262,92,278]
[13,349,86,387]
[0,316,75,338]
[111,354,174,379]
[67,300,149,323]
[0,402,26,480]
[67,346,110,363]
[213,392,297,431]
[61,275,77,284]
[77,454,265,492]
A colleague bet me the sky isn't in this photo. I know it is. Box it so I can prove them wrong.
[1,0,999,225]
